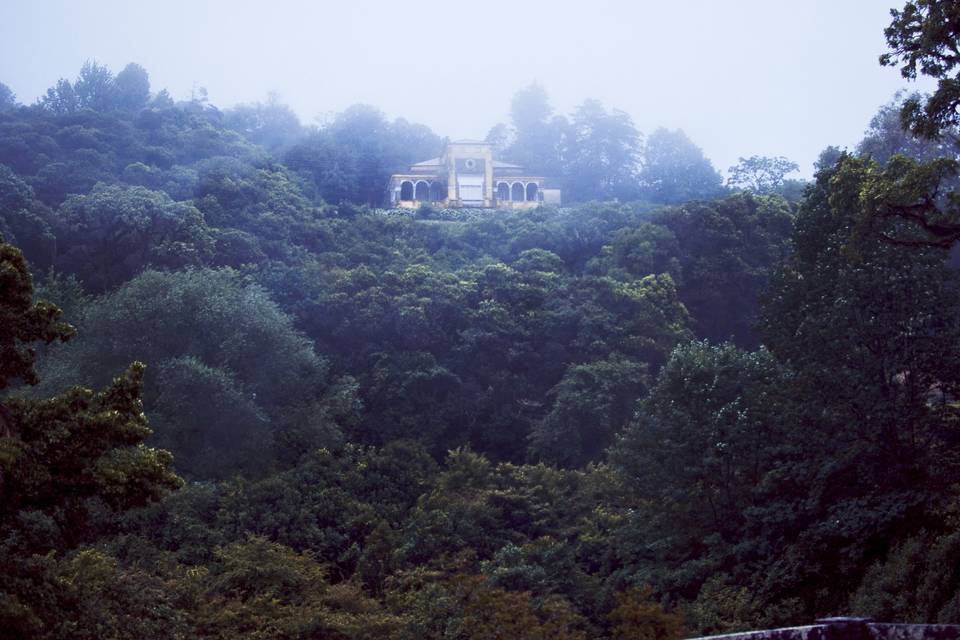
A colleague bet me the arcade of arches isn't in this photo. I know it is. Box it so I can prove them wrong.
[388,141,557,208]
[398,180,540,203]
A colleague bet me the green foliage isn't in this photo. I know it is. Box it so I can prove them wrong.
[285,104,444,206]
[528,355,648,468]
[751,151,960,620]
[849,526,960,623]
[0,165,57,269]
[113,63,151,111]
[2,363,182,547]
[857,92,959,167]
[224,95,303,154]
[563,100,642,202]
[389,571,588,639]
[881,0,960,138]
[726,156,799,194]
[648,193,794,346]
[190,536,404,639]
[0,82,15,112]
[0,547,189,640]
[638,128,725,204]
[607,587,686,640]
[0,238,180,637]
[56,184,215,291]
[610,342,791,596]
[37,268,345,478]
[0,236,73,390]
[869,3,960,248]
[5,46,959,637]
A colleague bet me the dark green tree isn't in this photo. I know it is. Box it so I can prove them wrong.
[609,343,790,590]
[38,78,80,115]
[0,82,16,111]
[55,184,215,292]
[0,235,74,431]
[650,193,794,346]
[285,104,443,206]
[506,83,567,179]
[564,99,642,202]
[0,165,56,269]
[881,0,960,139]
[528,355,647,468]
[0,235,180,637]
[753,153,960,617]
[857,93,958,165]
[726,156,799,194]
[865,2,960,247]
[73,60,116,111]
[113,62,151,111]
[37,268,347,478]
[638,128,724,204]
[224,94,304,153]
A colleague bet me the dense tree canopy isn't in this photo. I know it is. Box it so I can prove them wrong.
[285,104,445,206]
[2,17,960,634]
[638,128,725,204]
[0,236,73,393]
[0,235,180,637]
[563,100,642,203]
[726,156,799,194]
[881,0,960,138]
[0,83,15,112]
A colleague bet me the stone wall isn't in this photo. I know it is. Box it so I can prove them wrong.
[689,619,960,640]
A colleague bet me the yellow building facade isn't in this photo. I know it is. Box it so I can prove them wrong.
[388,141,560,209]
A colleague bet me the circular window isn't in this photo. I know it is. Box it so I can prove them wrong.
[464,158,477,170]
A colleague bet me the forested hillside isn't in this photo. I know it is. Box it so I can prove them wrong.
[3,2,960,638]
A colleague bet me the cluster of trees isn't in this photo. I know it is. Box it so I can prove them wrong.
[2,2,960,636]
[0,56,802,209]
[485,84,803,205]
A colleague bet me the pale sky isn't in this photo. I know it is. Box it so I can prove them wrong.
[0,0,936,178]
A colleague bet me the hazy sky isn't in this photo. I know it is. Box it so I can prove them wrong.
[0,1,935,178]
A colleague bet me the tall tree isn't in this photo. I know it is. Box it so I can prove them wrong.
[38,78,79,115]
[224,93,304,153]
[563,99,642,202]
[638,128,724,204]
[506,83,567,178]
[610,342,791,583]
[0,82,15,111]
[863,2,960,247]
[726,156,799,194]
[73,60,116,111]
[54,184,215,292]
[0,235,74,432]
[285,104,443,206]
[881,0,960,139]
[751,152,960,616]
[0,235,180,635]
[857,93,958,165]
[113,62,151,111]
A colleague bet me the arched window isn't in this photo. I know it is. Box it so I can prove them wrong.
[497,182,510,201]
[400,181,414,201]
[430,182,445,202]
[415,181,430,201]
[526,183,539,201]
[511,182,524,201]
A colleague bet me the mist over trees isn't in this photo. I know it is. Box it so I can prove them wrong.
[3,3,960,635]
[485,83,738,205]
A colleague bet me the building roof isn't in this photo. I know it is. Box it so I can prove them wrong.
[411,157,443,167]
[409,158,523,169]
